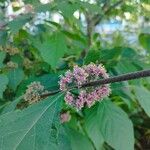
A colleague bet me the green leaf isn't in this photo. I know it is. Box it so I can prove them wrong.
[84,50,100,65]
[67,128,94,150]
[98,100,134,150]
[0,31,8,45]
[24,0,39,5]
[139,33,150,51]
[7,68,24,91]
[115,60,140,85]
[57,1,79,18]
[35,4,52,12]
[134,86,150,117]
[17,74,59,97]
[0,93,70,150]
[80,2,102,14]
[0,74,8,99]
[8,15,31,34]
[121,47,137,59]
[99,47,123,68]
[1,96,22,114]
[111,82,134,108]
[34,32,67,69]
[0,103,8,114]
[0,51,6,68]
[115,60,138,74]
[100,47,122,61]
[85,106,104,150]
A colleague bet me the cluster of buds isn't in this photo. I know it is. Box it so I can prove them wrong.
[23,58,33,69]
[24,81,48,104]
[6,61,18,69]
[0,45,19,55]
[59,63,111,110]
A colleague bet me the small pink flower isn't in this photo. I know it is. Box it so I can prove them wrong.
[65,92,74,105]
[65,70,73,82]
[76,90,86,109]
[86,94,93,108]
[91,90,100,101]
[59,70,73,91]
[76,98,84,110]
[59,78,67,91]
[98,64,109,78]
[73,66,88,85]
[60,111,71,123]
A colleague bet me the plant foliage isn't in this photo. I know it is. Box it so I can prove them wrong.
[0,0,150,149]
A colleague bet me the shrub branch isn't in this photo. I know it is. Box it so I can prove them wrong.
[41,69,150,98]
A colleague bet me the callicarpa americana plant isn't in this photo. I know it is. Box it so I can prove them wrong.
[59,63,111,110]
[1,0,150,149]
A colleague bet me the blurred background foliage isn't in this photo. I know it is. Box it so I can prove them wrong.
[0,0,150,150]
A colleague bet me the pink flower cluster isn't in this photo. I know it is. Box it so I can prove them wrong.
[59,63,111,110]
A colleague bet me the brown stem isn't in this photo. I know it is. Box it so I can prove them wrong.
[86,16,93,47]
[41,89,60,99]
[40,69,150,98]
[81,13,93,58]
[81,0,124,58]
[81,69,150,88]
